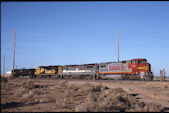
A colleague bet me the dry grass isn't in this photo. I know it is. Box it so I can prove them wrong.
[1,76,9,83]
[1,78,163,112]
[73,84,162,112]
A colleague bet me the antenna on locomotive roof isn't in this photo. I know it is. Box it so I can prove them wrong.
[117,30,119,63]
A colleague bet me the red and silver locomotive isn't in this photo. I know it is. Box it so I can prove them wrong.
[98,58,153,80]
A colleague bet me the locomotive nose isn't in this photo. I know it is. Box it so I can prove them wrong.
[145,63,151,72]
[145,64,149,72]
[148,63,151,72]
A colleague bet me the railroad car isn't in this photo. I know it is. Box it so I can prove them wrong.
[98,58,153,80]
[34,65,62,78]
[62,63,98,79]
[12,69,36,78]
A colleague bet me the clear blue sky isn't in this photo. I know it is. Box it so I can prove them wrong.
[1,1,169,76]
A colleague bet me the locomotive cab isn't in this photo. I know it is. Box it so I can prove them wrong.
[130,58,153,80]
[138,59,150,72]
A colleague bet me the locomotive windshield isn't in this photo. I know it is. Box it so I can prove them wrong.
[138,60,147,63]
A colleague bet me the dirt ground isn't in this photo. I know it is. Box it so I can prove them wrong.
[1,77,169,112]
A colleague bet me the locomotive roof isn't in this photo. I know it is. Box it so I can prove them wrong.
[14,68,35,70]
[130,58,147,61]
[64,63,97,67]
[83,63,97,66]
[99,62,113,65]
[38,65,61,69]
[99,60,129,64]
[63,65,80,67]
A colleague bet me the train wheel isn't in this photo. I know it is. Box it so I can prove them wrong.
[124,74,128,80]
[96,74,99,80]
[93,74,96,80]
[148,73,154,81]
[60,74,63,79]
[121,74,125,80]
[125,75,129,80]
[135,75,140,80]
[32,75,36,78]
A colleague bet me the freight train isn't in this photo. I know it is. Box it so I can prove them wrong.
[32,58,154,80]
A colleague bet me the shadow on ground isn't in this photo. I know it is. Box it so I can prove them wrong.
[161,107,169,112]
[1,102,24,109]
[1,100,56,110]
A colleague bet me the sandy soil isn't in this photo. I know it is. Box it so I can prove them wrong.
[1,77,169,112]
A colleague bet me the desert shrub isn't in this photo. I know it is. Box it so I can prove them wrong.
[74,84,162,112]
[55,98,67,109]
[59,80,68,88]
[1,76,8,83]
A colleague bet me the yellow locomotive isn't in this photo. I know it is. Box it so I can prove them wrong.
[34,65,62,78]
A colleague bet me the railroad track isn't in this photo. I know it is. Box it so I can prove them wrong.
[18,76,165,82]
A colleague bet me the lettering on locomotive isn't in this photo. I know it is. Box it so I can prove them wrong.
[109,64,126,71]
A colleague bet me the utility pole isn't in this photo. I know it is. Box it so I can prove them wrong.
[3,55,5,77]
[7,66,9,72]
[12,27,16,78]
[117,30,119,63]
[31,63,33,68]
